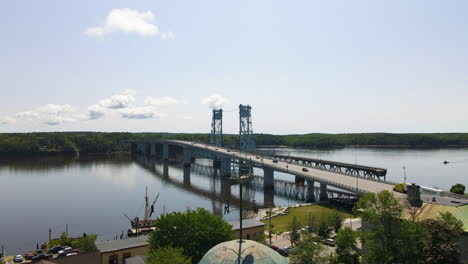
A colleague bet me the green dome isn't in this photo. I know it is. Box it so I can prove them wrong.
[199,239,288,264]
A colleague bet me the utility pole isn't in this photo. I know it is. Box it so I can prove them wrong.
[49,228,51,242]
[269,207,272,245]
[66,224,68,236]
[403,166,407,186]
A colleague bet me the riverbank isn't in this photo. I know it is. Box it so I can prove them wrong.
[2,132,468,155]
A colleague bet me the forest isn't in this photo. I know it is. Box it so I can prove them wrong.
[0,132,468,154]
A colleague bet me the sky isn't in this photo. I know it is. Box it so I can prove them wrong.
[1,0,468,134]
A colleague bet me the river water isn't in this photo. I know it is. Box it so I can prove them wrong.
[0,147,467,255]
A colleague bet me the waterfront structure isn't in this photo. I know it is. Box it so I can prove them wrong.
[239,104,256,152]
[199,239,287,264]
[210,109,223,147]
[126,139,402,200]
[228,219,265,242]
[95,236,150,264]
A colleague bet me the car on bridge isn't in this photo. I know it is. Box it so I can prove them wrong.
[273,160,278,163]
[302,168,308,172]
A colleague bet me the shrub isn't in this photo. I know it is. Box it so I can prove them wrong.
[393,183,405,193]
[450,184,465,195]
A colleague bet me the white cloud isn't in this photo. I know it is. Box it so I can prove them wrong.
[85,8,159,37]
[144,96,182,107]
[1,117,16,125]
[44,117,76,126]
[119,106,161,119]
[99,91,135,109]
[13,111,40,119]
[202,94,229,109]
[88,104,106,120]
[2,104,78,126]
[181,115,193,120]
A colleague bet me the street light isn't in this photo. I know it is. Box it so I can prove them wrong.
[227,174,254,264]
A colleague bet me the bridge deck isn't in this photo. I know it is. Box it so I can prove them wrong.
[161,140,405,197]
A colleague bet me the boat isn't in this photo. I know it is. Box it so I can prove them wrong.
[124,187,160,236]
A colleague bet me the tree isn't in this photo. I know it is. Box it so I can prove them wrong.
[317,216,332,239]
[306,213,315,233]
[288,216,301,244]
[148,208,233,263]
[72,234,97,252]
[355,190,420,264]
[146,246,191,264]
[335,227,359,264]
[290,235,327,264]
[330,210,343,233]
[450,184,465,195]
[421,212,464,264]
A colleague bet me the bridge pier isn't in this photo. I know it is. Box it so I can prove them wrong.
[306,179,315,203]
[130,142,137,153]
[320,183,328,201]
[220,158,231,177]
[163,160,169,178]
[213,159,221,169]
[150,143,156,158]
[295,176,305,185]
[183,166,191,186]
[183,147,192,167]
[264,167,274,190]
[163,143,169,161]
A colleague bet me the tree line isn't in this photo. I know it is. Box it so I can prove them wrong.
[1,132,468,155]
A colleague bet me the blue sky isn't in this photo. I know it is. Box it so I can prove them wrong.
[1,0,467,134]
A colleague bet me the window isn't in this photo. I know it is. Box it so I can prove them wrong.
[246,234,250,240]
[109,255,118,264]
[123,252,131,261]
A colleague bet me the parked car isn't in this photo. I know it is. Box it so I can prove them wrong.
[36,249,43,255]
[49,246,63,254]
[270,245,280,251]
[323,238,335,247]
[284,247,295,255]
[273,160,278,163]
[25,252,35,260]
[31,254,51,261]
[66,252,78,257]
[58,247,73,256]
[277,248,288,257]
[14,255,24,263]
[302,168,308,172]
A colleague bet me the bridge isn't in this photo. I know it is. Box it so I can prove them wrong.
[125,139,405,202]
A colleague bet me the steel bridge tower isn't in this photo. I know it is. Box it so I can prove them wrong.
[239,104,256,152]
[210,109,223,146]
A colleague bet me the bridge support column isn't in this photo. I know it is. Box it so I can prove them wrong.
[183,166,191,186]
[213,159,221,169]
[163,160,169,178]
[150,143,156,158]
[163,143,169,161]
[264,167,274,190]
[306,179,315,203]
[142,143,148,155]
[220,158,231,177]
[183,147,192,167]
[131,143,137,153]
[295,176,305,184]
[320,183,328,201]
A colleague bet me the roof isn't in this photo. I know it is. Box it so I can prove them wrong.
[125,255,147,264]
[199,239,288,264]
[228,219,265,230]
[405,203,468,232]
[96,236,149,253]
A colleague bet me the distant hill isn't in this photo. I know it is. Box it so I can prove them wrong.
[0,132,467,154]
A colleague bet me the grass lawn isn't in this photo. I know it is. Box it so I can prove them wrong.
[261,205,353,233]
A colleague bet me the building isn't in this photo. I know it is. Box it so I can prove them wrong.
[228,219,265,242]
[95,236,150,264]
[199,239,287,264]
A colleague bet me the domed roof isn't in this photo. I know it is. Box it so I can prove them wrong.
[199,239,288,264]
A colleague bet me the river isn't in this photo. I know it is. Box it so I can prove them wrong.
[0,147,466,255]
